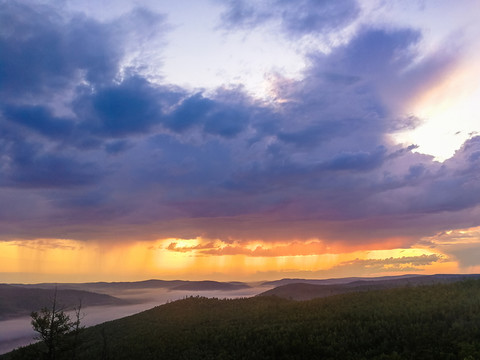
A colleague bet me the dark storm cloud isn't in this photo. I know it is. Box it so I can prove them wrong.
[221,0,360,37]
[410,137,480,213]
[0,0,479,250]
[165,90,256,137]
[74,77,168,137]
[276,121,346,147]
[167,93,214,132]
[0,140,101,189]
[332,28,421,75]
[264,28,427,156]
[303,25,456,115]
[0,1,168,191]
[0,0,171,143]
[105,140,131,155]
[319,146,387,172]
[3,105,74,140]
[0,1,120,99]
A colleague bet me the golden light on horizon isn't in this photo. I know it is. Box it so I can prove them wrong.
[0,233,467,284]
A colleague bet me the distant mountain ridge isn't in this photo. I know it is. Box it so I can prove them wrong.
[8,279,251,292]
[260,274,425,287]
[4,274,480,318]
[0,279,252,321]
[7,279,185,291]
[258,274,480,300]
[170,281,250,291]
[0,285,128,320]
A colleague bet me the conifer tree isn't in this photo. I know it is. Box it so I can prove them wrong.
[30,288,81,360]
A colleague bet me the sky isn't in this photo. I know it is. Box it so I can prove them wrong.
[1,0,480,283]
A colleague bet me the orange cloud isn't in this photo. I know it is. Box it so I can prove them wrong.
[165,237,414,258]
[165,240,329,257]
[166,241,217,252]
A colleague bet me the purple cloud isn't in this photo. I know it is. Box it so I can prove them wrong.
[221,0,360,37]
[0,0,478,255]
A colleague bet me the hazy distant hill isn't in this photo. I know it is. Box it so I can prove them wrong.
[259,274,480,300]
[10,279,251,293]
[8,279,185,292]
[72,279,185,290]
[171,280,250,291]
[4,278,480,360]
[260,274,422,287]
[0,285,128,320]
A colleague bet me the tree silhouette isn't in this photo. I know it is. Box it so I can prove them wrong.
[30,288,83,360]
[71,300,85,360]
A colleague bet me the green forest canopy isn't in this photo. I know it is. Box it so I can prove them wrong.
[4,279,480,360]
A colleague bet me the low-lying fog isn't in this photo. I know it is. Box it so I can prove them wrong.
[0,286,269,355]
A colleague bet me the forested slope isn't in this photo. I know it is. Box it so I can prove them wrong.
[258,273,480,300]
[4,279,480,359]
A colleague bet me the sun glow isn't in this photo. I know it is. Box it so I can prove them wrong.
[394,59,480,161]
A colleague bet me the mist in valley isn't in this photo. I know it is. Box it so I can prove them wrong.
[0,286,269,355]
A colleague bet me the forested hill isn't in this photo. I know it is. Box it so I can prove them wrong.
[5,279,480,359]
[170,280,250,291]
[258,273,480,300]
[0,285,127,320]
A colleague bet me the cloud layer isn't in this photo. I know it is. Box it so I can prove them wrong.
[1,0,479,260]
